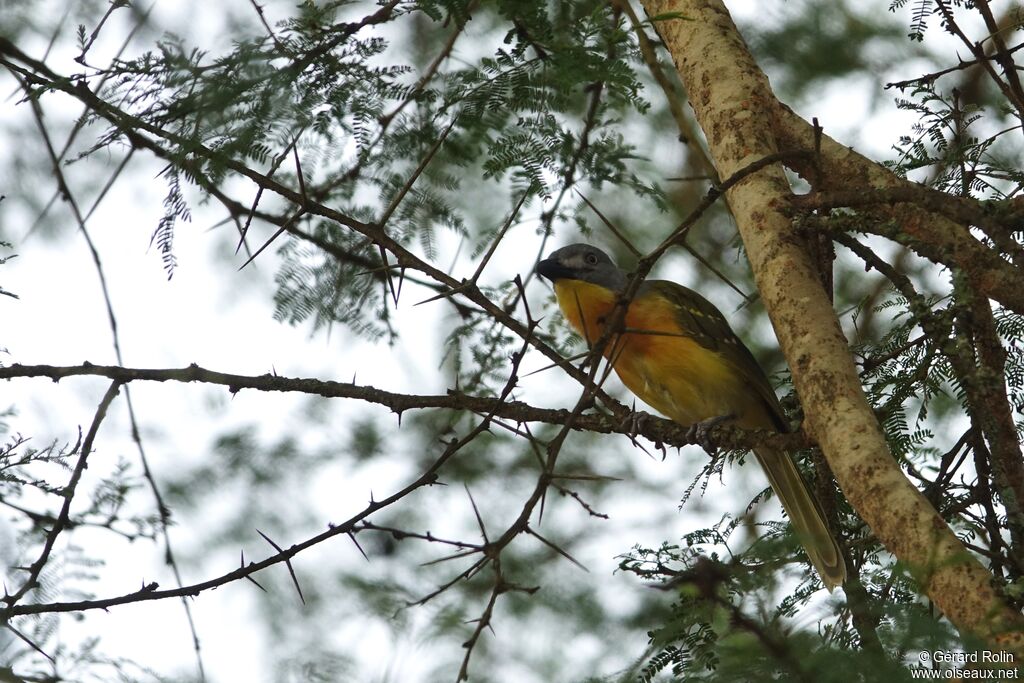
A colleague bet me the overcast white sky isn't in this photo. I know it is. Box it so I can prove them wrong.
[0,1,968,680]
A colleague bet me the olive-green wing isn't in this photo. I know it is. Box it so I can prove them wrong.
[640,280,789,431]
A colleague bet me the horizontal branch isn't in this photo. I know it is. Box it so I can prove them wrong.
[0,38,636,418]
[884,41,1024,91]
[792,187,1024,240]
[773,104,1024,316]
[0,362,808,454]
[1,432,439,618]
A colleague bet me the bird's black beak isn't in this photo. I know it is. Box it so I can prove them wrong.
[536,257,574,282]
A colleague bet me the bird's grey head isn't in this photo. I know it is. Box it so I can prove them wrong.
[536,243,628,292]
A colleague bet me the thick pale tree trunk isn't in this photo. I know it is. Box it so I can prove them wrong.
[639,0,1024,653]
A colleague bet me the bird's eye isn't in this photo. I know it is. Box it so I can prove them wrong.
[585,253,599,265]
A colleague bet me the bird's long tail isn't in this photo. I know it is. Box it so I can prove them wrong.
[752,446,847,592]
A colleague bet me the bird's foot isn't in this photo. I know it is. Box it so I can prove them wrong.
[686,414,735,456]
[620,403,666,459]
[620,401,648,444]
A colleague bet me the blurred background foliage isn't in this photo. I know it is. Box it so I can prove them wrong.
[2,0,1023,681]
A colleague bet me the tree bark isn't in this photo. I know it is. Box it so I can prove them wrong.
[771,105,1024,315]
[639,0,1024,653]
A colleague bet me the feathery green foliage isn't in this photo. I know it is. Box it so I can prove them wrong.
[3,0,1024,680]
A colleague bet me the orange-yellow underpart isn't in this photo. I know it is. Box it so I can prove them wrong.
[553,279,774,429]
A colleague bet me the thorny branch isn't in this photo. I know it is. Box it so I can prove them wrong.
[0,149,819,676]
[0,362,807,453]
[0,35,638,418]
[6,0,1024,677]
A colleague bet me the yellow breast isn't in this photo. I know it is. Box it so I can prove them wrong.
[552,279,770,428]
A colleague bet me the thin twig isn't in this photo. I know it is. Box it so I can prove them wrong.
[6,382,121,605]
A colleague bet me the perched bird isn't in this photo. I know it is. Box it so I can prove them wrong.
[536,243,846,591]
